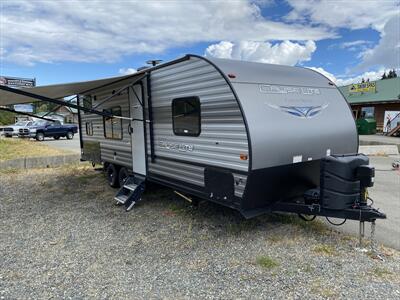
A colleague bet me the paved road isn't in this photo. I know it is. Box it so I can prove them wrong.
[327,156,400,250]
[42,135,80,153]
[359,134,400,146]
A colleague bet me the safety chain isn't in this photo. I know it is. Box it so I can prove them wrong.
[370,221,377,253]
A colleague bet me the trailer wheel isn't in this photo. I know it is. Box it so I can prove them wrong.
[106,164,120,188]
[66,131,74,140]
[118,167,129,187]
[35,132,44,141]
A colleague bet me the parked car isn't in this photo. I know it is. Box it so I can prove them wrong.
[2,120,34,137]
[19,120,78,141]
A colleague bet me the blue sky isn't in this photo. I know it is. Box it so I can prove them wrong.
[1,0,399,86]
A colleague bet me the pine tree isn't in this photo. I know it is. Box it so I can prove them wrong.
[382,72,387,79]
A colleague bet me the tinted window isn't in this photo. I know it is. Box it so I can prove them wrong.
[172,97,201,136]
[103,106,122,139]
[81,95,92,113]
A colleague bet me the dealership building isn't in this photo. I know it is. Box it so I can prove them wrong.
[339,77,400,132]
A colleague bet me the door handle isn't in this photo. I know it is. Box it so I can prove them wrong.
[128,123,133,135]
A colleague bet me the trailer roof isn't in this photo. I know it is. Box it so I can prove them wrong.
[0,54,334,107]
[208,57,334,88]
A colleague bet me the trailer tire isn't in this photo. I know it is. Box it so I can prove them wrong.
[106,164,120,188]
[66,131,74,140]
[35,132,44,141]
[118,167,129,187]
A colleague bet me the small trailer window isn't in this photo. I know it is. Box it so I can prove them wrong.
[172,97,201,136]
[80,95,92,114]
[85,121,93,136]
[103,106,123,139]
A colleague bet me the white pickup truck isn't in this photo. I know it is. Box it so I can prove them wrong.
[2,120,34,137]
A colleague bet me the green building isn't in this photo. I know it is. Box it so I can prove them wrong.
[339,77,400,132]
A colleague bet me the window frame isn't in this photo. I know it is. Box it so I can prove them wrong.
[103,106,123,140]
[171,96,201,137]
[85,121,93,136]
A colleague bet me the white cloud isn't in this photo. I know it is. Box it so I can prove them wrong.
[339,40,373,52]
[205,40,316,66]
[118,68,137,75]
[358,15,400,70]
[307,67,337,83]
[306,66,400,86]
[336,69,398,86]
[0,0,335,66]
[285,0,399,32]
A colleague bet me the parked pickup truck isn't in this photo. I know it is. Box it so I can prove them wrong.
[3,120,34,137]
[19,120,78,141]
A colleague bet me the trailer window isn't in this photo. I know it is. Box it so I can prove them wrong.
[80,95,92,114]
[172,97,201,136]
[85,121,93,136]
[103,106,122,139]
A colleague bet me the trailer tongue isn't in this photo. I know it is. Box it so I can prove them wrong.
[243,154,385,223]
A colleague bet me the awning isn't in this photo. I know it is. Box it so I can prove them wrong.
[0,74,136,106]
[0,72,147,121]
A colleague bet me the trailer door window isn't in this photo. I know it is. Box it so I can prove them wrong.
[103,106,122,139]
[85,121,93,136]
[172,97,201,136]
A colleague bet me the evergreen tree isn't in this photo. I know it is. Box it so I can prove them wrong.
[382,72,387,79]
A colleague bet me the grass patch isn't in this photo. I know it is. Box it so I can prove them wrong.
[256,256,279,269]
[168,202,189,215]
[313,244,338,256]
[226,219,260,234]
[0,138,69,161]
[271,213,329,234]
[371,267,392,278]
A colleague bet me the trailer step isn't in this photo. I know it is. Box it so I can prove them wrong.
[114,175,146,211]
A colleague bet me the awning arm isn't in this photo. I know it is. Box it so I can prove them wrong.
[0,106,56,122]
[0,85,125,119]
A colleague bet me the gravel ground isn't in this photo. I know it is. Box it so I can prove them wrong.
[1,165,399,299]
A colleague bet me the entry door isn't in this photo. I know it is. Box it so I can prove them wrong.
[129,84,146,175]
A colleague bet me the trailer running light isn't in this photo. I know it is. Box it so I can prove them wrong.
[227,73,236,79]
[240,153,248,160]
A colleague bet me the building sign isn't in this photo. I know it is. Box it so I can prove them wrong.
[349,82,376,94]
[13,104,34,113]
[0,76,36,88]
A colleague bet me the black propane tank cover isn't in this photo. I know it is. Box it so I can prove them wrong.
[320,154,369,210]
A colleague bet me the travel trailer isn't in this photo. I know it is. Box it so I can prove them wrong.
[0,55,385,224]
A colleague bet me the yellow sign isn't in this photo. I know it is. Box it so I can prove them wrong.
[349,82,376,93]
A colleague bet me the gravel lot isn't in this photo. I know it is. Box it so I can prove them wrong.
[1,165,399,299]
